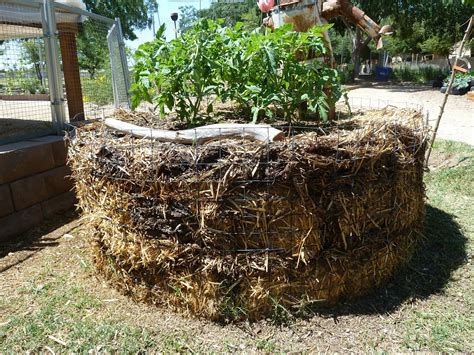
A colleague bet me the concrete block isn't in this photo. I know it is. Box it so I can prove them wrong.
[10,166,74,211]
[0,184,14,218]
[0,204,43,243]
[41,191,77,218]
[0,140,56,184]
[30,136,68,166]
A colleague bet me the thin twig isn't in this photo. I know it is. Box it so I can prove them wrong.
[425,15,473,167]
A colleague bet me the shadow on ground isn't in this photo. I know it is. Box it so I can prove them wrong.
[0,118,54,145]
[0,210,79,272]
[345,81,435,93]
[310,204,467,318]
[385,85,436,93]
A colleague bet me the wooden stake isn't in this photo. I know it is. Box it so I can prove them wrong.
[425,15,473,167]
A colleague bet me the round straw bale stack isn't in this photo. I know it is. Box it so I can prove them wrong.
[69,108,428,321]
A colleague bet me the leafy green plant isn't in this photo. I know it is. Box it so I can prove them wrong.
[449,72,473,90]
[132,21,223,125]
[221,23,341,122]
[20,78,46,95]
[131,20,342,125]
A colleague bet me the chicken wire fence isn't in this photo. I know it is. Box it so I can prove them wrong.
[0,0,130,145]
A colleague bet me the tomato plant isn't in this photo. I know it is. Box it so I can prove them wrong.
[131,20,342,125]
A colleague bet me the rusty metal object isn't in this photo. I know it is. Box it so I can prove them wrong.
[261,0,386,121]
[269,0,322,32]
[266,0,384,47]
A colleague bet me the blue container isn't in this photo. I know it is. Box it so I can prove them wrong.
[375,66,392,81]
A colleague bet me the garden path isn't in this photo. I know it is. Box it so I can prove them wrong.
[347,84,474,146]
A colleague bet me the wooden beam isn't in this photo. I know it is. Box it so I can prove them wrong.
[58,26,84,121]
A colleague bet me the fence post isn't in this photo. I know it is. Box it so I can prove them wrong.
[41,0,66,133]
[115,18,131,108]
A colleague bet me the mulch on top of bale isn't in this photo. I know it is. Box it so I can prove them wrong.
[69,107,429,321]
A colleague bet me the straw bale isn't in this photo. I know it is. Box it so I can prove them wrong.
[69,107,428,321]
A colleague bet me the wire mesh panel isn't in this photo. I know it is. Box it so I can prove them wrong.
[53,5,129,122]
[108,23,130,109]
[0,1,54,145]
[0,0,129,145]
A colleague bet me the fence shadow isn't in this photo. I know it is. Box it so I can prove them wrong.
[0,118,54,145]
[0,210,79,272]
[308,204,467,318]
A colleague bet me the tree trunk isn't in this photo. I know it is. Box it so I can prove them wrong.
[34,63,43,84]
[446,55,452,70]
[352,27,362,80]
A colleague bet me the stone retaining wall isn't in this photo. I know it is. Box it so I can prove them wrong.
[0,136,76,243]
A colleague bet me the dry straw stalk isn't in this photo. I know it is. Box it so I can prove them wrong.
[69,107,428,321]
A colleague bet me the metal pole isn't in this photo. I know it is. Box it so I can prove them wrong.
[41,0,66,133]
[152,13,156,36]
[115,18,132,108]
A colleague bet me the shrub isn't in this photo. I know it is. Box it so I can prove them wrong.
[131,20,342,125]
[391,66,450,84]
[338,64,355,84]
[81,70,114,107]
[19,78,46,95]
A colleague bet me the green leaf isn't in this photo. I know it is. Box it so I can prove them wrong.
[251,106,260,124]
[245,85,262,94]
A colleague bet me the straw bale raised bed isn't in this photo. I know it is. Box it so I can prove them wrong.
[69,108,428,321]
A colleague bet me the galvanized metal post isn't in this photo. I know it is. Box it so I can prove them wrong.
[115,18,131,108]
[41,0,66,133]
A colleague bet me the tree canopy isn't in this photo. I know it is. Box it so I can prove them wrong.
[177,0,261,33]
[83,0,151,40]
[328,0,473,66]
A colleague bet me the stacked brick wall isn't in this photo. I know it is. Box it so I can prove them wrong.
[0,136,76,243]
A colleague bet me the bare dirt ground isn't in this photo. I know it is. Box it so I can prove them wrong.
[346,83,474,146]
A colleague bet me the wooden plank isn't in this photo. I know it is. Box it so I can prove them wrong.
[453,65,468,73]
[59,27,85,121]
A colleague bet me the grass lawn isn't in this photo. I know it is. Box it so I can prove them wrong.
[0,139,472,352]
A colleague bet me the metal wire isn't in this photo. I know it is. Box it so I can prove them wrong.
[0,0,130,145]
[0,2,53,144]
[71,102,429,256]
